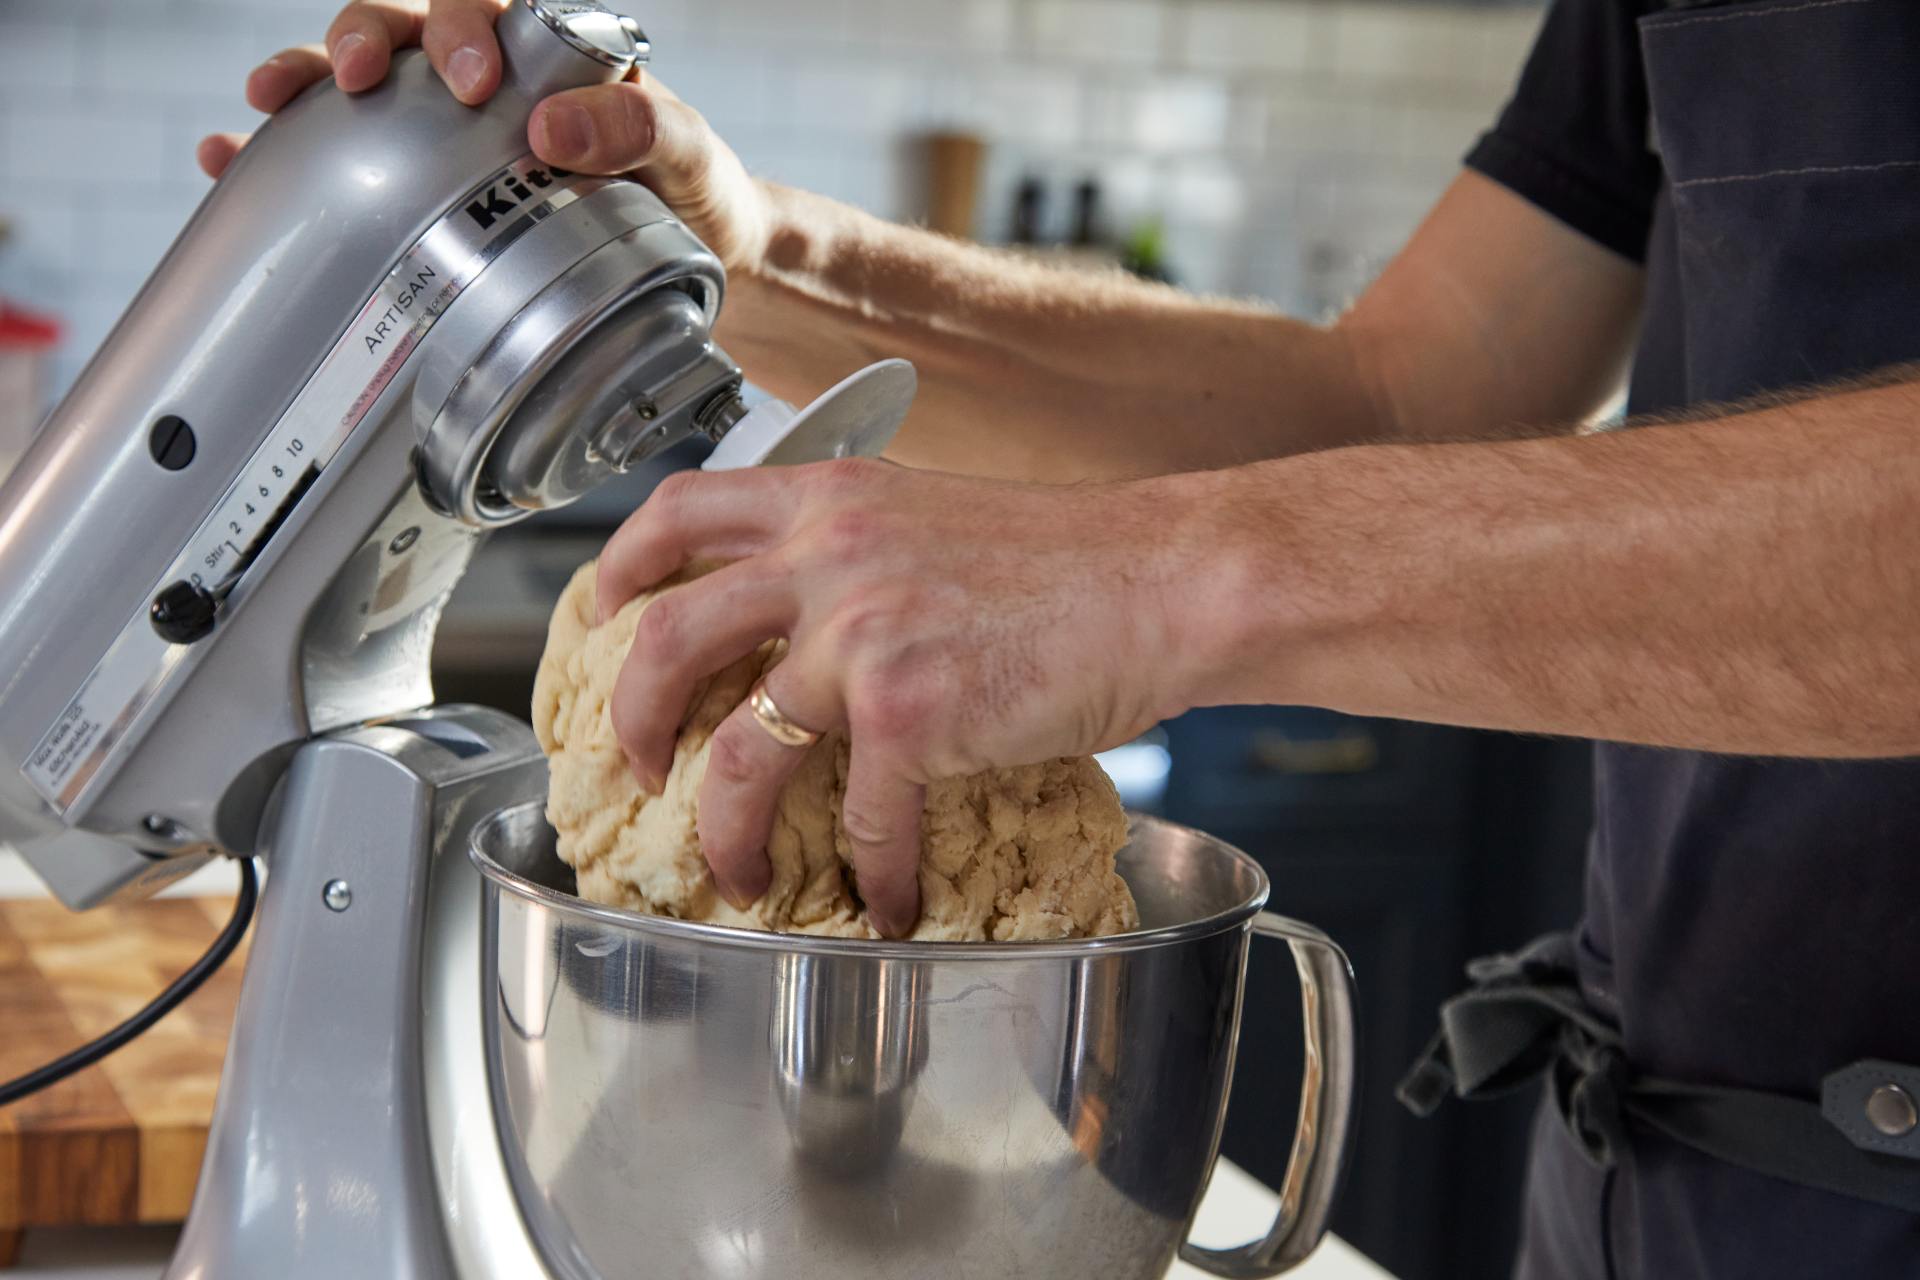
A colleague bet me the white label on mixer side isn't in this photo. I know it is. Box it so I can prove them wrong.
[22,158,613,817]
[23,643,191,812]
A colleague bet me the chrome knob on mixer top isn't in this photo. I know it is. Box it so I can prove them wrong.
[516,0,649,80]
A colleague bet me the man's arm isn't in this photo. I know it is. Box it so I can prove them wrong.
[722,171,1646,481]
[584,371,1920,930]
[211,5,1644,483]
[1179,376,1920,758]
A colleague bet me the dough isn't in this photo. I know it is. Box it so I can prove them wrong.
[532,562,1140,941]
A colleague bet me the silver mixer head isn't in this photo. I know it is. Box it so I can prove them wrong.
[0,0,914,907]
[407,174,737,526]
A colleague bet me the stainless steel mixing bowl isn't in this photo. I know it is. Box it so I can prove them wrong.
[472,802,1356,1280]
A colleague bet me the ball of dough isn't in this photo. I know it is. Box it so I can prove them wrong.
[531,562,1140,942]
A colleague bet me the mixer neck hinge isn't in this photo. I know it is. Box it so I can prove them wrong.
[578,340,743,477]
[693,386,753,442]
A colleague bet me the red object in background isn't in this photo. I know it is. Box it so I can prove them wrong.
[0,300,62,459]
[0,302,60,350]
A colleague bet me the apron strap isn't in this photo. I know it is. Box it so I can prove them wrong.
[1400,932,1920,1215]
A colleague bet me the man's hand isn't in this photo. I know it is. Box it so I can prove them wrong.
[189,7,1646,490]
[197,0,774,273]
[594,459,1209,937]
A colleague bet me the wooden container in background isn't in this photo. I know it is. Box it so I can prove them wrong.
[923,132,985,241]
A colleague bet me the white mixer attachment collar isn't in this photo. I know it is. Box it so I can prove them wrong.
[702,359,919,472]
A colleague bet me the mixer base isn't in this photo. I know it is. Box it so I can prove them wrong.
[164,704,557,1279]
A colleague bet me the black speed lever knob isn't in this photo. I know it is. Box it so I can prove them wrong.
[151,580,219,645]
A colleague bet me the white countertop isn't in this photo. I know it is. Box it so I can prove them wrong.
[1177,1161,1392,1278]
[6,1159,1390,1279]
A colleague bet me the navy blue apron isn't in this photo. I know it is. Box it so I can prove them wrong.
[1403,2,1920,1276]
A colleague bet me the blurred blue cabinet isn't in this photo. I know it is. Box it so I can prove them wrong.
[1161,706,1590,1280]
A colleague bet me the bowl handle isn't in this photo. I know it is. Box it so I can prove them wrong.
[1179,912,1360,1278]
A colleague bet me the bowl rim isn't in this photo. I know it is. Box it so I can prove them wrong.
[468,803,1273,960]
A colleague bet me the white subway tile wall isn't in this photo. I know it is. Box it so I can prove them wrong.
[0,0,1544,397]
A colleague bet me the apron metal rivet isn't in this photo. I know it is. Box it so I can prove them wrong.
[1865,1084,1917,1138]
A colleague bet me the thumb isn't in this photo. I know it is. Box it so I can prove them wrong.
[528,79,703,183]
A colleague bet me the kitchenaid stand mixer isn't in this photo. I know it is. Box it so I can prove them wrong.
[0,4,1359,1275]
[0,3,913,1274]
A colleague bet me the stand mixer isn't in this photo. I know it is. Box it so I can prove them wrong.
[0,2,911,1274]
[0,4,1360,1275]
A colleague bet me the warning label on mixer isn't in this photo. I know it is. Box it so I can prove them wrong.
[21,626,181,812]
[26,705,100,795]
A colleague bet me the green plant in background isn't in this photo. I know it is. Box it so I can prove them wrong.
[1121,219,1173,284]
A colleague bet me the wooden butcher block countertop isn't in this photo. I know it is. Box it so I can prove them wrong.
[0,895,245,1265]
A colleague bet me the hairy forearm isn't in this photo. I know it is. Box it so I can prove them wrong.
[717,183,1382,483]
[716,173,1643,483]
[1174,376,1920,757]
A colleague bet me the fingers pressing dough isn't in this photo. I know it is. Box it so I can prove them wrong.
[532,562,1140,941]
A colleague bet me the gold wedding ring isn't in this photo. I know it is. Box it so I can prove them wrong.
[749,681,823,749]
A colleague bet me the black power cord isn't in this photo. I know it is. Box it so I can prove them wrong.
[0,857,260,1108]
